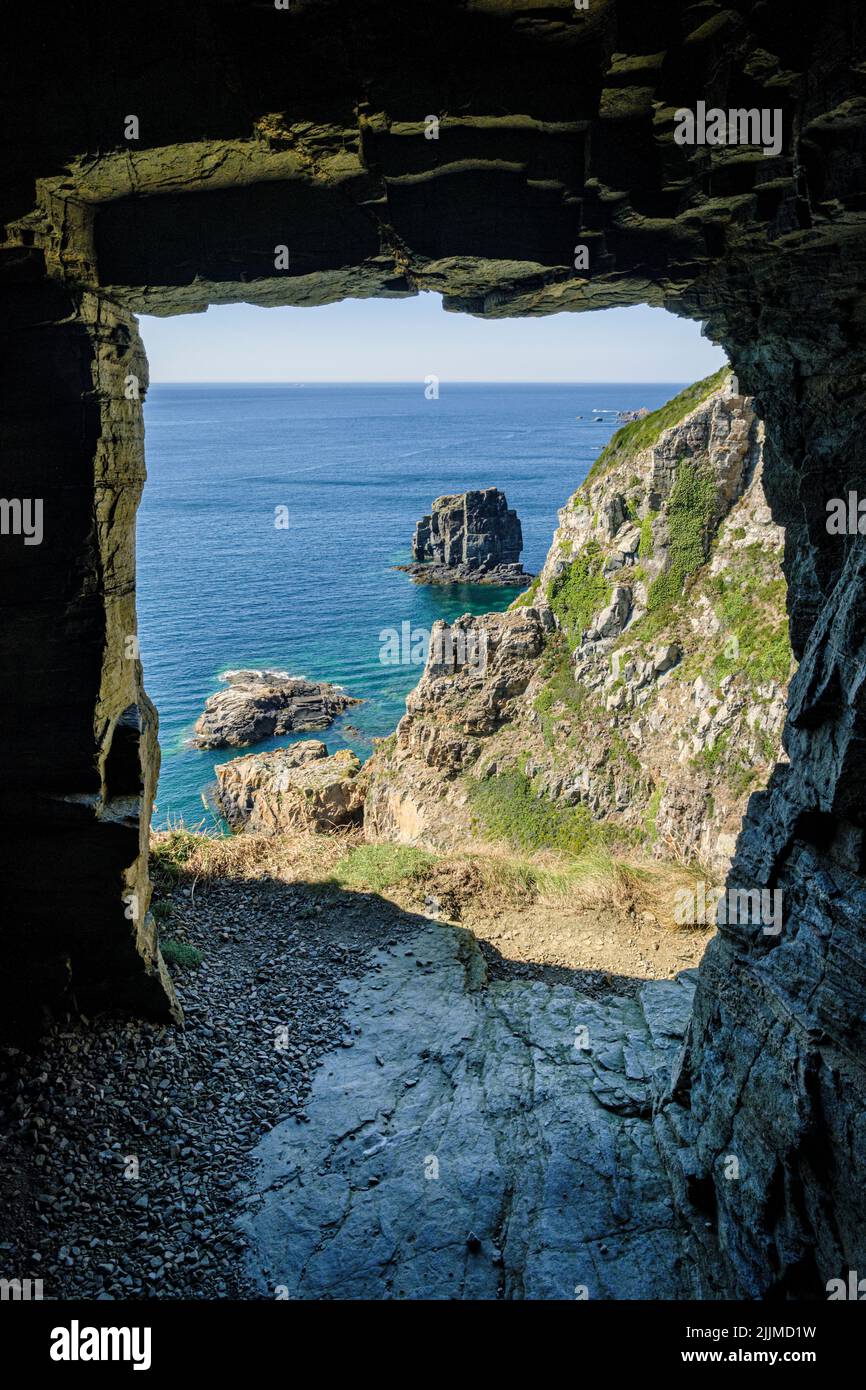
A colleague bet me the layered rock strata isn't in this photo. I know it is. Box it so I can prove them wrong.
[193,670,360,749]
[399,488,533,586]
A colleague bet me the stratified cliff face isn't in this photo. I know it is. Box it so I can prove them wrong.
[404,487,532,586]
[365,373,791,876]
[414,488,522,567]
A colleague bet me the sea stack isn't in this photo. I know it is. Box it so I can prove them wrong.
[399,487,534,586]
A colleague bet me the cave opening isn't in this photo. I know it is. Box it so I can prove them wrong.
[134,295,739,853]
[130,296,773,994]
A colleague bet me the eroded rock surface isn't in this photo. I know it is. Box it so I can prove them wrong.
[193,670,359,749]
[216,741,363,834]
[364,606,552,846]
[366,377,790,874]
[240,921,697,1299]
[399,488,533,586]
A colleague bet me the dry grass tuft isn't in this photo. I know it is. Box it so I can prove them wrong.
[150,825,361,890]
[149,827,709,933]
[534,845,706,930]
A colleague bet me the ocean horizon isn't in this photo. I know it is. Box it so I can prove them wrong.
[138,381,684,827]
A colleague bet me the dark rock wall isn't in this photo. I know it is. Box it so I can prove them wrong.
[656,297,866,1298]
[412,489,523,570]
[0,278,180,1034]
[2,0,866,1295]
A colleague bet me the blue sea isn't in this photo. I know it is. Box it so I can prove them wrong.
[138,382,682,828]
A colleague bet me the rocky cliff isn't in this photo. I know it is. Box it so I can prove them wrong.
[400,487,532,586]
[365,372,792,877]
[215,741,363,834]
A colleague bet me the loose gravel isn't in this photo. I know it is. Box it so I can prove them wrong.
[0,877,421,1299]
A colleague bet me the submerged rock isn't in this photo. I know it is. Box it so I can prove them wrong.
[193,669,360,749]
[398,487,534,586]
[215,740,363,834]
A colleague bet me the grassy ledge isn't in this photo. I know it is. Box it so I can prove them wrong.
[586,366,731,484]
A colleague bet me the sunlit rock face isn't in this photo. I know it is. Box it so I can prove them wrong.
[413,489,522,571]
[405,488,532,585]
[2,0,866,1297]
[366,379,787,878]
[192,671,360,750]
[214,742,364,835]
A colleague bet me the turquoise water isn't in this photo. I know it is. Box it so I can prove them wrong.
[137,382,681,827]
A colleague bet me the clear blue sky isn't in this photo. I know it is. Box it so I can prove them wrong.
[140,294,726,383]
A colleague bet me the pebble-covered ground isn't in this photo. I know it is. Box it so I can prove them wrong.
[0,837,708,1301]
[0,877,423,1299]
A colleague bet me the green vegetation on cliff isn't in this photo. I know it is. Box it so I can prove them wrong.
[706,543,791,685]
[638,511,658,559]
[547,540,609,643]
[534,635,588,745]
[587,366,730,483]
[509,574,541,609]
[647,463,717,614]
[468,768,599,857]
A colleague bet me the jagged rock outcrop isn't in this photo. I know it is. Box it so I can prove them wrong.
[193,670,359,749]
[399,488,533,586]
[364,606,552,846]
[366,374,791,875]
[215,741,363,835]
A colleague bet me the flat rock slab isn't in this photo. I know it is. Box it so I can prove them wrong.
[397,560,534,586]
[239,924,696,1300]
